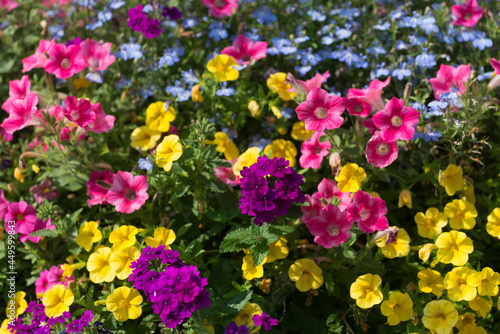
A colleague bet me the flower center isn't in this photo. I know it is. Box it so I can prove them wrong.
[314,146,322,154]
[354,104,363,112]
[391,115,403,127]
[61,58,71,69]
[301,270,311,278]
[464,13,472,20]
[214,0,226,7]
[44,188,50,193]
[118,299,130,309]
[16,213,24,220]
[125,189,136,200]
[314,107,328,119]
[376,143,389,155]
[359,208,370,221]
[328,224,339,236]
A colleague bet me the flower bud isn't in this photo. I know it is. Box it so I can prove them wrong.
[329,152,342,177]
[398,189,412,209]
[248,100,259,117]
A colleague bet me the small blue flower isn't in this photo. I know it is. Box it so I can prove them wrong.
[216,82,236,96]
[424,128,442,142]
[252,6,277,25]
[158,48,181,67]
[392,62,412,80]
[117,40,143,61]
[208,22,228,42]
[181,69,199,86]
[139,157,153,171]
[415,48,436,68]
[472,31,493,51]
[85,72,103,84]
[165,81,185,97]
[307,9,326,22]
[373,19,390,31]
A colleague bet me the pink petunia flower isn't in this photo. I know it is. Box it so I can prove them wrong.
[287,71,330,95]
[63,96,95,127]
[35,270,51,295]
[488,58,500,90]
[365,132,399,168]
[0,0,19,11]
[2,75,31,113]
[87,169,115,207]
[214,158,241,186]
[429,64,471,99]
[46,264,73,288]
[362,117,377,135]
[60,124,87,142]
[200,0,238,18]
[300,194,324,224]
[1,93,39,134]
[78,38,116,72]
[0,127,13,142]
[83,102,115,134]
[0,189,9,221]
[347,77,391,111]
[3,201,37,236]
[451,0,483,27]
[24,218,55,244]
[372,97,420,142]
[44,44,87,79]
[345,97,372,118]
[295,88,345,131]
[306,203,352,248]
[299,131,331,169]
[491,58,500,74]
[22,39,56,73]
[106,171,149,214]
[221,34,267,65]
[30,179,60,205]
[346,191,388,234]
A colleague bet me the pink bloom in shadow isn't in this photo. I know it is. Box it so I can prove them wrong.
[30,179,60,205]
[79,38,116,72]
[347,191,388,234]
[1,93,39,134]
[45,44,87,79]
[1,0,19,11]
[214,159,241,186]
[300,131,331,169]
[22,39,56,73]
[306,203,352,248]
[347,77,391,111]
[83,102,115,134]
[490,58,500,74]
[372,97,420,142]
[345,97,372,118]
[362,117,378,135]
[452,0,483,27]
[287,71,330,95]
[200,0,238,18]
[2,75,31,113]
[295,88,345,131]
[106,171,149,214]
[25,218,55,243]
[63,96,95,127]
[221,34,267,65]
[429,64,471,99]
[365,132,398,168]
[0,190,9,221]
[87,169,115,206]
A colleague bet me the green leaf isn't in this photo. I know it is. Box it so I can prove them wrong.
[220,228,253,253]
[214,290,253,315]
[175,183,190,197]
[250,241,269,266]
[29,228,60,238]
[268,225,295,235]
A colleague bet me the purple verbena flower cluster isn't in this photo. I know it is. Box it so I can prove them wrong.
[129,246,211,329]
[127,3,182,39]
[224,322,249,334]
[253,312,279,331]
[239,156,306,225]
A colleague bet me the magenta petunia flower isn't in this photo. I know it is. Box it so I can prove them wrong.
[452,0,483,27]
[429,64,471,99]
[299,131,331,169]
[1,93,39,134]
[45,44,87,79]
[300,194,323,224]
[25,218,55,244]
[0,190,9,221]
[362,117,377,135]
[490,58,500,74]
[221,34,267,65]
[346,191,388,234]
[63,96,95,127]
[200,0,238,18]
[345,97,372,118]
[0,0,19,11]
[106,171,149,214]
[83,102,115,134]
[2,75,31,113]
[4,201,37,236]
[214,158,241,186]
[78,38,116,72]
[86,169,115,207]
[306,203,352,248]
[295,88,345,131]
[22,39,55,73]
[372,97,420,143]
[30,179,60,205]
[127,4,147,32]
[347,76,391,111]
[35,270,51,295]
[365,132,399,168]
[287,71,330,96]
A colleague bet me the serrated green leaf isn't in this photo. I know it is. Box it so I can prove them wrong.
[220,228,253,253]
[251,241,269,266]
[29,228,60,238]
[214,290,253,315]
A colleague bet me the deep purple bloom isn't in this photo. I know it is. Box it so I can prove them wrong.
[30,179,60,205]
[127,4,147,32]
[253,312,278,331]
[224,322,249,334]
[162,6,182,20]
[142,18,163,39]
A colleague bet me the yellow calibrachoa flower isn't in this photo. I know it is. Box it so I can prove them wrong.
[418,268,445,297]
[145,227,176,248]
[288,258,324,292]
[5,291,27,318]
[14,167,24,183]
[414,208,448,239]
[461,179,475,205]
[435,230,474,266]
[455,312,476,332]
[1,319,13,334]
[267,237,289,263]
[375,227,410,259]
[335,163,366,193]
[232,147,261,177]
[206,132,240,161]
[291,121,314,141]
[130,126,161,150]
[423,300,458,334]
[110,246,140,280]
[76,221,103,252]
[42,285,74,318]
[156,134,183,172]
[191,84,203,102]
[87,247,116,284]
[266,72,296,101]
[206,54,239,82]
[106,286,143,322]
[486,208,500,238]
[439,163,464,196]
[264,139,297,167]
[418,243,437,262]
[248,100,259,117]
[468,296,492,318]
[270,105,282,119]
[398,189,412,209]
[474,267,500,296]
[459,323,487,334]
[62,263,83,278]
[32,164,40,173]
[232,303,262,332]
[444,199,477,230]
[349,273,383,309]
[145,101,176,133]
[109,225,139,251]
[380,291,413,326]
[444,266,480,302]
[242,254,266,280]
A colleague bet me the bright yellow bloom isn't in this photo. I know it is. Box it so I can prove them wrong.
[14,167,24,183]
[32,164,40,173]
[109,225,139,252]
[270,105,282,119]
[42,285,74,318]
[145,227,176,248]
[422,299,458,334]
[468,296,492,318]
[267,237,289,263]
[418,243,437,262]
[486,208,500,238]
[62,263,83,278]
[87,247,116,284]
[264,139,297,167]
[5,291,27,319]
[398,189,412,209]
[106,286,143,322]
[414,208,448,239]
[1,319,14,334]
[248,100,259,117]
[146,101,176,132]
[232,303,262,332]
[206,132,239,161]
[76,221,103,252]
[335,163,366,193]
[380,291,413,326]
[206,54,239,82]
[455,312,476,332]
[474,267,500,296]
[242,254,266,280]
[191,84,203,102]
[232,147,261,177]
[435,230,474,266]
[375,227,410,259]
[267,72,296,101]
[444,199,477,230]
[461,179,475,205]
[110,246,140,280]
[459,323,487,334]
[439,163,464,196]
[349,273,383,309]
[444,266,479,302]
[130,126,161,150]
[156,134,183,172]
[291,121,314,141]
[288,258,324,292]
[418,268,445,297]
